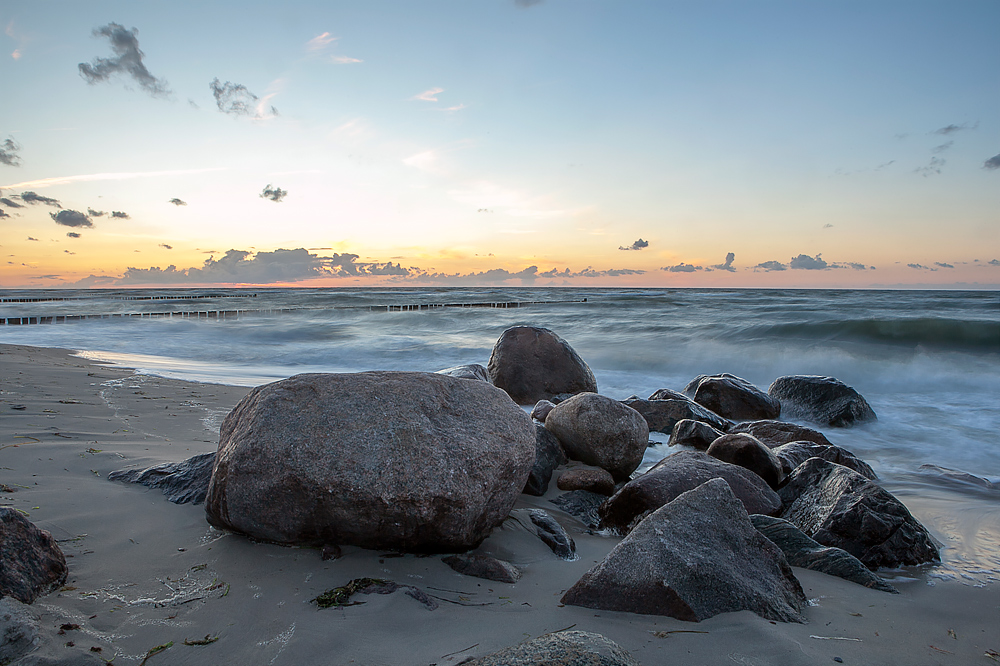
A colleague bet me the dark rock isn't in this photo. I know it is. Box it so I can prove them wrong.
[526,509,576,560]
[563,479,806,622]
[0,508,67,604]
[599,451,782,532]
[706,433,784,489]
[487,326,597,405]
[768,376,876,427]
[549,491,606,529]
[312,578,437,610]
[668,419,726,450]
[778,458,939,569]
[918,464,998,491]
[750,514,898,593]
[545,393,648,481]
[529,399,556,423]
[0,598,38,665]
[772,441,877,480]
[623,397,731,435]
[108,452,215,505]
[442,554,521,583]
[204,371,536,552]
[522,424,567,497]
[728,420,833,448]
[469,630,640,666]
[321,544,342,561]
[648,388,688,401]
[435,364,491,382]
[556,469,616,496]
[684,373,780,421]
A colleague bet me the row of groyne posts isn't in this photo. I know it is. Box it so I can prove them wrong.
[0,294,587,325]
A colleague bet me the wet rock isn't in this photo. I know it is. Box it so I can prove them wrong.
[668,419,726,450]
[750,514,897,593]
[918,464,998,491]
[684,373,780,421]
[557,469,616,496]
[545,393,648,481]
[435,364,491,382]
[778,457,939,569]
[563,479,806,622]
[529,399,556,423]
[0,508,67,604]
[727,420,834,448]
[487,326,597,405]
[527,509,577,560]
[205,371,536,552]
[623,397,731,435]
[772,441,877,480]
[522,424,567,497]
[706,433,784,489]
[108,452,215,505]
[442,554,522,584]
[550,491,606,529]
[600,451,782,533]
[648,388,688,401]
[0,598,38,665]
[768,376,876,427]
[469,630,639,666]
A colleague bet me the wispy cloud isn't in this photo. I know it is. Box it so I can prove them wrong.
[931,140,954,154]
[515,0,544,7]
[87,208,105,217]
[159,243,172,250]
[210,78,278,119]
[78,23,170,97]
[0,196,23,208]
[19,191,61,207]
[934,262,954,269]
[984,154,1000,170]
[403,150,438,171]
[168,197,187,206]
[0,137,21,167]
[50,209,93,228]
[932,122,977,135]
[1,168,225,190]
[662,262,702,273]
[914,156,945,177]
[411,87,444,102]
[260,184,287,202]
[330,55,362,64]
[619,238,649,251]
[754,260,787,272]
[306,32,337,51]
[111,210,130,219]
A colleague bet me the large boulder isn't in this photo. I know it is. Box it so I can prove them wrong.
[487,327,597,405]
[706,433,784,489]
[562,479,806,622]
[599,451,782,533]
[0,598,38,664]
[469,630,639,666]
[749,515,897,593]
[204,372,536,552]
[0,508,67,604]
[622,397,731,434]
[521,424,567,497]
[778,458,938,569]
[768,376,876,427]
[684,373,780,421]
[545,393,648,481]
[109,452,215,504]
[667,419,726,450]
[727,419,833,448]
[772,441,876,479]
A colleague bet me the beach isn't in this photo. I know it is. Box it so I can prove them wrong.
[2,342,998,665]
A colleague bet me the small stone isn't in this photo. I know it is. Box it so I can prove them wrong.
[556,469,616,496]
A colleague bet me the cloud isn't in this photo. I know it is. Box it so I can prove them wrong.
[259,184,287,202]
[0,208,8,219]
[710,252,736,272]
[619,238,649,251]
[0,168,225,190]
[26,236,38,241]
[169,197,187,206]
[823,223,834,229]
[66,231,81,238]
[788,254,828,270]
[87,208,106,217]
[50,209,93,228]
[989,259,1000,266]
[78,23,170,96]
[111,210,130,219]
[908,263,934,270]
[330,55,362,64]
[515,0,544,7]
[19,191,61,207]
[915,156,945,177]
[931,141,954,154]
[838,262,873,270]
[755,260,787,272]
[159,243,172,250]
[0,197,23,208]
[210,78,278,118]
[0,137,21,167]
[306,32,336,51]
[411,87,444,102]
[934,262,954,269]
[117,248,342,284]
[932,123,975,135]
[662,262,703,273]
[984,154,1000,170]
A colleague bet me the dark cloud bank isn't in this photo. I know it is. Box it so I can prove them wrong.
[79,23,170,96]
[754,254,874,272]
[661,252,736,273]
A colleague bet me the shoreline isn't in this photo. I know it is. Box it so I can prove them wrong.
[1,342,998,665]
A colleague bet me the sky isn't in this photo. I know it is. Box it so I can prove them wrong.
[1,0,998,289]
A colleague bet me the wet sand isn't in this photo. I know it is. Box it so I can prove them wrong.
[1,343,997,665]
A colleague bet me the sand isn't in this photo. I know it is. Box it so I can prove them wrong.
[1,343,998,665]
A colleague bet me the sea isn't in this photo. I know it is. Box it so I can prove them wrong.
[2,287,999,582]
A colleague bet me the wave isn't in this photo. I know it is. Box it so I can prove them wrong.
[734,317,1000,351]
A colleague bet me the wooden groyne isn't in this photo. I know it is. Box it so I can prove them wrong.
[0,293,258,303]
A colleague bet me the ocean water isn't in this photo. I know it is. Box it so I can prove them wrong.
[3,287,999,580]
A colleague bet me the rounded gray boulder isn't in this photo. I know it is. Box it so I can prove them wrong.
[545,393,649,481]
[205,371,536,552]
[487,326,597,405]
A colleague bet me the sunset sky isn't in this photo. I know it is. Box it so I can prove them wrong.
[2,1,998,289]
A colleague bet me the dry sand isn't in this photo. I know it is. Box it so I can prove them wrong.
[1,343,998,665]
